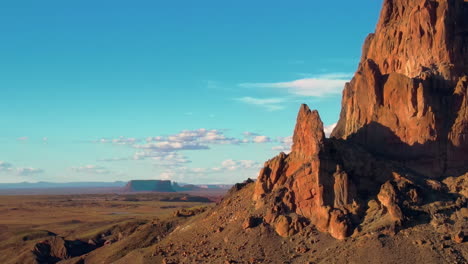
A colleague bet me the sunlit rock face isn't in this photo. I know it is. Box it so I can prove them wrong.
[253,0,468,240]
[332,0,468,178]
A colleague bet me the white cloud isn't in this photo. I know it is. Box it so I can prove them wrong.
[133,151,192,169]
[239,73,351,97]
[166,129,240,145]
[98,157,129,162]
[146,136,164,142]
[71,165,111,175]
[17,167,44,176]
[151,156,264,183]
[160,171,175,180]
[93,136,138,145]
[243,132,272,144]
[272,136,293,154]
[236,97,286,111]
[134,141,209,152]
[17,137,29,141]
[252,135,271,143]
[150,152,190,167]
[0,161,13,172]
[0,161,44,176]
[324,123,337,137]
[272,145,290,152]
[95,129,275,157]
[96,129,277,168]
[137,129,248,151]
[158,159,262,183]
[219,159,261,171]
[243,132,259,137]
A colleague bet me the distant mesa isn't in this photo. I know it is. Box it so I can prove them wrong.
[123,180,232,193]
[124,180,175,192]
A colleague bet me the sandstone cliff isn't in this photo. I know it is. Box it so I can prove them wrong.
[253,0,468,240]
[332,0,468,178]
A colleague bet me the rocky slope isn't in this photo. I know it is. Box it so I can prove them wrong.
[105,180,467,263]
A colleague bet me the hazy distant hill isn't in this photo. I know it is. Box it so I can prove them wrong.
[0,181,126,190]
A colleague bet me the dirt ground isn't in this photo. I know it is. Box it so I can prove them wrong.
[0,186,466,264]
[0,192,214,264]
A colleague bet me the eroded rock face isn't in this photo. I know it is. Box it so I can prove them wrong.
[364,0,468,79]
[332,0,468,178]
[377,181,404,223]
[253,0,468,240]
[291,105,325,158]
[253,105,356,239]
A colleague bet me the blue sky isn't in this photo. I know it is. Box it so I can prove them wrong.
[0,0,383,184]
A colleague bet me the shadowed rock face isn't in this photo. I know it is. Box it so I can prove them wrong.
[332,0,468,178]
[253,0,468,240]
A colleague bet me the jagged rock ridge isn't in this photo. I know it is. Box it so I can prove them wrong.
[253,0,468,240]
[332,0,468,178]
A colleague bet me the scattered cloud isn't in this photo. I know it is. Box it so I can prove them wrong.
[17,137,29,141]
[0,160,44,176]
[17,167,44,176]
[243,132,272,143]
[0,161,44,176]
[160,171,175,180]
[324,123,337,137]
[236,97,286,111]
[239,73,352,97]
[94,129,276,155]
[97,157,129,162]
[158,159,262,183]
[0,161,13,172]
[134,151,191,168]
[252,135,272,143]
[243,132,259,137]
[95,129,278,169]
[145,136,164,142]
[272,136,293,154]
[217,159,262,171]
[71,165,111,175]
[93,137,138,145]
[137,129,250,151]
[134,142,209,152]
[296,72,352,79]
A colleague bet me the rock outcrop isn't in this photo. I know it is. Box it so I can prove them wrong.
[253,105,360,239]
[332,0,468,178]
[253,0,468,240]
[33,236,96,263]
